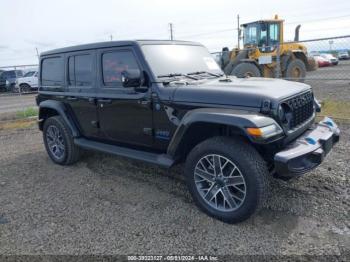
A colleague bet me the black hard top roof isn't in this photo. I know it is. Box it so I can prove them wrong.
[41,39,201,56]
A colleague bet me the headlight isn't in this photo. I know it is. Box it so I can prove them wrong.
[246,123,283,139]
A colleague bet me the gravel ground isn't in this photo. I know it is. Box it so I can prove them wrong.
[0,124,349,257]
[304,60,350,102]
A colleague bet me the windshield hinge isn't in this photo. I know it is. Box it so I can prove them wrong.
[261,99,271,113]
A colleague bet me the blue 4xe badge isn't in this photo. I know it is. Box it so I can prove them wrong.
[155,130,170,140]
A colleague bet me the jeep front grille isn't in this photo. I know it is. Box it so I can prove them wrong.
[283,91,314,130]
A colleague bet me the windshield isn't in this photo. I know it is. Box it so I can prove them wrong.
[24,71,36,77]
[243,22,280,49]
[141,44,223,78]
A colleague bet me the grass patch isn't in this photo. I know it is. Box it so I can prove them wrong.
[320,100,350,120]
[16,107,38,119]
[0,119,36,130]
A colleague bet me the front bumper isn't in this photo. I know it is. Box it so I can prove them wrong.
[274,117,340,179]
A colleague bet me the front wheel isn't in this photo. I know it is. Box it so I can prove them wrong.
[19,83,31,92]
[284,58,306,82]
[231,62,261,78]
[185,137,269,223]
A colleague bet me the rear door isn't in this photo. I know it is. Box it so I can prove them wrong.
[96,47,153,147]
[64,51,99,138]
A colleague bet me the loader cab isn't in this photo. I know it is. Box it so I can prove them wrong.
[242,19,283,53]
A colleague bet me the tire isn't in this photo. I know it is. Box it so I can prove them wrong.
[185,136,269,223]
[43,116,81,165]
[231,62,261,78]
[284,59,306,82]
[19,83,31,92]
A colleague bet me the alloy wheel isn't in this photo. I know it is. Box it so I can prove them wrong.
[194,154,246,212]
[46,125,65,160]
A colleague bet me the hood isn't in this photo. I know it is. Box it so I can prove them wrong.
[172,77,311,109]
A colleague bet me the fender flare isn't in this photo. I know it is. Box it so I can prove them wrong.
[291,50,308,65]
[167,108,279,158]
[39,100,80,137]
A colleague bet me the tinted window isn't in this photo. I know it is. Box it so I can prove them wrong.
[102,51,139,87]
[68,54,93,86]
[41,57,63,86]
[2,71,16,79]
[75,55,93,86]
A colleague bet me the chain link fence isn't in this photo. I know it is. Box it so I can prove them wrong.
[212,35,350,81]
[212,35,350,119]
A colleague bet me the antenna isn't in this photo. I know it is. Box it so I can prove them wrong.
[237,14,240,49]
[169,23,174,40]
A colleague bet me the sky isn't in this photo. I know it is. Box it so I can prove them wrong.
[1,0,350,67]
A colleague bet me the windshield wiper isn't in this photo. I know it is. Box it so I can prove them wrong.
[157,73,199,80]
[187,71,223,77]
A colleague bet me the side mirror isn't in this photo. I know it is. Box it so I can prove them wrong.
[121,69,144,88]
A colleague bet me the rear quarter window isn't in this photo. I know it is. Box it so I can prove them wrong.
[41,57,64,87]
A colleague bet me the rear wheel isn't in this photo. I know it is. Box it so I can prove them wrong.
[231,62,261,78]
[284,59,306,82]
[185,137,269,223]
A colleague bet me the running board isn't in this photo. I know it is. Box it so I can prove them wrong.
[74,138,174,168]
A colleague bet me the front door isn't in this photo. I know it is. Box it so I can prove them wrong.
[96,48,153,147]
[65,51,100,138]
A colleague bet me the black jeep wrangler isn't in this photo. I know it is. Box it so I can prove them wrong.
[36,40,340,223]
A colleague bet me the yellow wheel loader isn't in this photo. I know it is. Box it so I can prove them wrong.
[220,15,317,82]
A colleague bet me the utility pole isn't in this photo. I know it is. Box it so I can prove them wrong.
[110,35,113,41]
[237,14,240,49]
[169,23,174,40]
[35,47,39,59]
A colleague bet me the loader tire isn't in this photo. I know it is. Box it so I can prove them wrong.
[284,59,306,82]
[231,63,261,78]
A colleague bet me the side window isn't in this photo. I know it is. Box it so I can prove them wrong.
[68,54,93,87]
[41,57,63,86]
[259,25,268,47]
[269,23,279,45]
[102,50,139,87]
[75,55,93,86]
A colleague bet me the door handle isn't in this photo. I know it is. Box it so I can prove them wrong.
[67,96,78,101]
[98,98,112,104]
[138,99,151,107]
